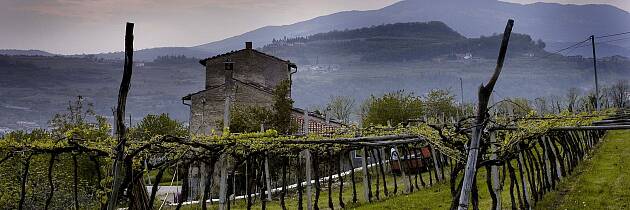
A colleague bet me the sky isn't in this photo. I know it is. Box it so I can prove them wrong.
[0,0,628,55]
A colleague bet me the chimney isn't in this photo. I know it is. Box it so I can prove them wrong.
[223,59,234,87]
[245,42,253,50]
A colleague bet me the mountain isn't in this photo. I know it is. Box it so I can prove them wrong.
[260,21,546,63]
[91,47,216,62]
[194,0,630,57]
[0,49,56,56]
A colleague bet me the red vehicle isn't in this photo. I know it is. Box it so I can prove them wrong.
[390,146,432,174]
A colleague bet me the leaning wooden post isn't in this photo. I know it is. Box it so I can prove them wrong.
[490,131,502,210]
[304,150,313,210]
[393,145,410,193]
[218,155,229,210]
[546,136,563,179]
[541,136,553,188]
[430,145,443,181]
[108,22,134,210]
[458,19,514,210]
[517,145,531,207]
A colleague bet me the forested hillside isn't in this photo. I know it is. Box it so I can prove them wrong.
[261,22,547,63]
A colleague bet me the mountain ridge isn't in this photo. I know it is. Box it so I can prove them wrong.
[194,0,630,57]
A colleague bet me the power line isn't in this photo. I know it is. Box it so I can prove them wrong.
[596,31,630,39]
[532,38,591,61]
[597,36,630,44]
[548,38,591,55]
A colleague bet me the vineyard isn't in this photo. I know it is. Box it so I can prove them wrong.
[1,21,629,210]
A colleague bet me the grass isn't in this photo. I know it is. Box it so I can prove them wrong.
[535,130,630,209]
[166,130,630,209]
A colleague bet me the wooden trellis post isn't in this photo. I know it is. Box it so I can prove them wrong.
[304,150,313,210]
[517,144,531,208]
[265,152,272,201]
[108,22,134,210]
[218,155,229,210]
[541,136,553,188]
[430,145,443,181]
[490,131,502,210]
[362,147,370,201]
[458,19,513,210]
[393,146,410,193]
[546,137,563,179]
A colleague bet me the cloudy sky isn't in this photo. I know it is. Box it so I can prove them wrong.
[0,0,627,54]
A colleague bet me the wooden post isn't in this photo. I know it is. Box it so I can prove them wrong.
[458,19,514,210]
[393,146,409,193]
[304,150,313,210]
[108,22,134,210]
[430,146,443,181]
[517,145,531,208]
[362,147,370,201]
[265,152,272,201]
[218,155,229,210]
[541,136,553,188]
[546,137,563,179]
[490,131,501,210]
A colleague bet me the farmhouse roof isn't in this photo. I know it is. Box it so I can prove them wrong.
[198,48,295,68]
[182,78,274,101]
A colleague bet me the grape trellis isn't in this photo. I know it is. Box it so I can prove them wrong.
[1,110,628,210]
[1,20,629,210]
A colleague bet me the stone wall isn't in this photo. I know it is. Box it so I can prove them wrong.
[189,81,275,134]
[204,49,290,90]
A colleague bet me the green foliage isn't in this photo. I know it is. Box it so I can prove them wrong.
[272,80,298,134]
[423,89,459,118]
[361,90,424,126]
[128,113,188,142]
[49,96,112,143]
[229,105,274,133]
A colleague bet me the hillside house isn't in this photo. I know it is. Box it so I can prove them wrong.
[183,42,344,135]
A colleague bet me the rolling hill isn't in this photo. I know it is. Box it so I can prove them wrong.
[195,0,630,57]
[260,21,547,64]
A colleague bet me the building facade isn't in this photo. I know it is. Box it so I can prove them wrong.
[183,42,297,134]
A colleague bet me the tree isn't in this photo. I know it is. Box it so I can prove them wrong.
[361,90,423,126]
[326,95,356,124]
[228,106,273,133]
[128,113,187,142]
[566,88,579,113]
[423,89,458,118]
[49,96,111,140]
[610,80,628,108]
[272,80,297,134]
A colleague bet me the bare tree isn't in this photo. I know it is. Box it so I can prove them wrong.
[548,95,563,114]
[565,88,579,113]
[533,97,548,115]
[326,95,356,124]
[611,80,629,108]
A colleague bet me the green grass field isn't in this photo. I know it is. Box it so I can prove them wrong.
[535,130,630,209]
[169,130,630,210]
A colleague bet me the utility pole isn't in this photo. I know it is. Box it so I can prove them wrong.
[590,35,600,111]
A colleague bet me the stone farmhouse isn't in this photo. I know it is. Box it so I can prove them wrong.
[183,42,343,135]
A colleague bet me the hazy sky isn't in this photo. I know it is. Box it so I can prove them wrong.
[0,0,627,54]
